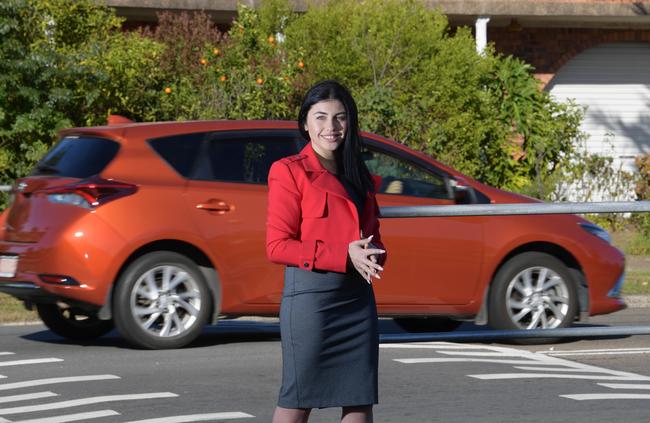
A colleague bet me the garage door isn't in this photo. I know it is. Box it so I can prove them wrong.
[546,42,650,175]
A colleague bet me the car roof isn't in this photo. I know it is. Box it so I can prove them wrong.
[59,120,299,139]
[58,119,481,186]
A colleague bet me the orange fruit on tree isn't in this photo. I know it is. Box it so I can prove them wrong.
[164,87,172,94]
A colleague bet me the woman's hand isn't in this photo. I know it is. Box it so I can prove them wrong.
[348,235,385,282]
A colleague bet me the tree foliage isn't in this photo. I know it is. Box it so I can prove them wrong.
[0,0,163,198]
[1,0,587,206]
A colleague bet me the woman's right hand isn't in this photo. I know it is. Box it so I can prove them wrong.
[348,235,385,282]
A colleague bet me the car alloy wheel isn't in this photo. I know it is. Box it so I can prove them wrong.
[113,251,211,349]
[130,265,202,337]
[505,266,570,329]
[489,252,578,334]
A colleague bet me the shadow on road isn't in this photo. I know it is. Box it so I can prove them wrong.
[18,318,637,349]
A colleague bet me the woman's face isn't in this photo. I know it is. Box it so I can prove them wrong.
[304,99,347,159]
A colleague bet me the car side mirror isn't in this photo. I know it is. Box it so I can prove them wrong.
[450,180,477,204]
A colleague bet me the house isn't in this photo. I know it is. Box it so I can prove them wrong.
[105,0,650,173]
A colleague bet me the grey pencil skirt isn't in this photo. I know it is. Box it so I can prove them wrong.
[277,266,379,409]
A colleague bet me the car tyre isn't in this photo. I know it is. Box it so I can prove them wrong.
[394,317,463,333]
[488,252,578,338]
[36,303,113,340]
[113,251,211,349]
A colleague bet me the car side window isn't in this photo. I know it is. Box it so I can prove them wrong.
[149,133,204,178]
[198,135,302,184]
[364,148,451,199]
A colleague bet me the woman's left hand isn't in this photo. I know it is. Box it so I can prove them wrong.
[348,235,385,282]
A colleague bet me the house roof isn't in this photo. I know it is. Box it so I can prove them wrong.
[104,0,650,28]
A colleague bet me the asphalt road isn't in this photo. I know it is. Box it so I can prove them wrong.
[1,309,649,423]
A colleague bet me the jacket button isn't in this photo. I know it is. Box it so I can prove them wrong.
[303,262,309,268]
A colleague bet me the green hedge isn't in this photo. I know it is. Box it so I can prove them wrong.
[0,0,586,206]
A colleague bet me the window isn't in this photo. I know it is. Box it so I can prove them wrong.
[149,130,303,183]
[199,133,303,184]
[31,137,120,178]
[363,147,451,199]
[148,133,203,178]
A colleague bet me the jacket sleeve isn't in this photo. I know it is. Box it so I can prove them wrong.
[368,195,387,267]
[266,161,349,273]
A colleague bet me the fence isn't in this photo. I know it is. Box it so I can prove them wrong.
[379,201,650,218]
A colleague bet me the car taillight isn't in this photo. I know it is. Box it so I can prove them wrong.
[44,177,138,209]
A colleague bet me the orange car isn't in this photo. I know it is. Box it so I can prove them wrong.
[0,120,625,349]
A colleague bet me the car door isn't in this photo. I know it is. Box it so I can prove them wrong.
[184,131,304,310]
[363,141,485,306]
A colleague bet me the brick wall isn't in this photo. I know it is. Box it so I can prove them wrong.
[488,27,650,86]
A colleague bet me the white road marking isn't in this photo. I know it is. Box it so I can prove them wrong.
[541,350,650,357]
[0,392,178,415]
[513,366,632,373]
[561,393,650,400]
[469,373,650,381]
[0,354,14,357]
[0,391,58,404]
[0,358,63,367]
[395,358,556,365]
[598,383,650,390]
[537,347,650,355]
[436,350,532,357]
[122,412,255,422]
[381,343,490,350]
[11,410,120,422]
[0,375,120,391]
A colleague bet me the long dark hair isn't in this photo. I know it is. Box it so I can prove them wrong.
[298,80,374,196]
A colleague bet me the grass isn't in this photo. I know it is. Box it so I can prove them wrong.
[0,293,38,324]
[623,271,650,295]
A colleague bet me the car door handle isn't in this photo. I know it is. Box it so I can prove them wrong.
[196,200,233,214]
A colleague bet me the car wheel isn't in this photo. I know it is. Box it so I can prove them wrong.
[36,303,113,340]
[113,251,211,349]
[488,252,578,332]
[394,317,463,333]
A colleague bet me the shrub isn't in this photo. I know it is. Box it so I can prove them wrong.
[0,0,586,209]
[284,0,585,192]
[0,0,119,197]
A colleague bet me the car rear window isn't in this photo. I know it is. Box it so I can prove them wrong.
[31,136,120,178]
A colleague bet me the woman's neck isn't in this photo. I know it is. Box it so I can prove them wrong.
[313,148,337,174]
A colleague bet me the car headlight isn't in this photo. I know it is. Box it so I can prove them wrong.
[579,222,611,244]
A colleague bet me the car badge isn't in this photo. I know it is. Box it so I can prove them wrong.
[16,182,28,192]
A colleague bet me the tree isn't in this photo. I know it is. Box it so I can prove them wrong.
[0,0,164,202]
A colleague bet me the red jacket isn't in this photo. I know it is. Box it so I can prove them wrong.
[266,143,386,273]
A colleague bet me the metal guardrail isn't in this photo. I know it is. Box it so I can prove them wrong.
[380,201,650,218]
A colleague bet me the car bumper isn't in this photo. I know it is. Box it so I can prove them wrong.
[0,216,126,307]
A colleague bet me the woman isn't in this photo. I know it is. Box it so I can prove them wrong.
[266,80,386,423]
